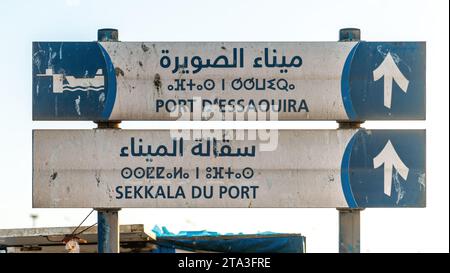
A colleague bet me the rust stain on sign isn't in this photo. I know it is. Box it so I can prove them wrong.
[115,67,125,77]
[141,43,150,53]
[50,171,58,181]
[153,73,162,95]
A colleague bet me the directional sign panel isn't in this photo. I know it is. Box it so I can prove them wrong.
[33,129,426,208]
[32,42,425,121]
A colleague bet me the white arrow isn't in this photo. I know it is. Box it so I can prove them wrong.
[373,52,409,109]
[373,140,409,196]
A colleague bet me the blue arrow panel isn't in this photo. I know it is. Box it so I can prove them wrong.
[343,42,426,120]
[32,42,116,120]
[341,129,426,208]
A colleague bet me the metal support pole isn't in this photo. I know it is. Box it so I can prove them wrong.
[96,209,120,253]
[337,28,363,253]
[339,28,360,42]
[97,28,119,42]
[95,28,121,253]
[338,209,361,253]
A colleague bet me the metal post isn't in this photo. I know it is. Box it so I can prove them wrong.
[339,28,360,42]
[96,208,120,253]
[338,209,361,253]
[337,28,363,253]
[95,28,121,253]
[97,28,119,42]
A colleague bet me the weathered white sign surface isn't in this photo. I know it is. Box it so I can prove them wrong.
[32,42,425,121]
[33,129,426,208]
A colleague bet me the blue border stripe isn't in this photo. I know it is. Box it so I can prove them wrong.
[341,130,359,208]
[341,42,360,120]
[98,43,116,120]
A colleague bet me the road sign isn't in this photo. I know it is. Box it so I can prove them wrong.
[32,129,426,208]
[32,42,425,121]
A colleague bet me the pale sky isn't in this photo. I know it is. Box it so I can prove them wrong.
[0,0,448,253]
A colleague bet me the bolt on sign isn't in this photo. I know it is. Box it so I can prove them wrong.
[32,129,425,208]
[32,42,425,121]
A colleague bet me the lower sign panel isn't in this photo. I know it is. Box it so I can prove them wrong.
[32,129,425,208]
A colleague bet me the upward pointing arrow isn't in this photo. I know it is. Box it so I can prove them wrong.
[373,52,409,109]
[373,140,409,196]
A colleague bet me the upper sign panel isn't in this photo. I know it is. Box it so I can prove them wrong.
[32,42,425,121]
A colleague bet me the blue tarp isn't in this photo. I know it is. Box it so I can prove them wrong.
[150,226,306,253]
